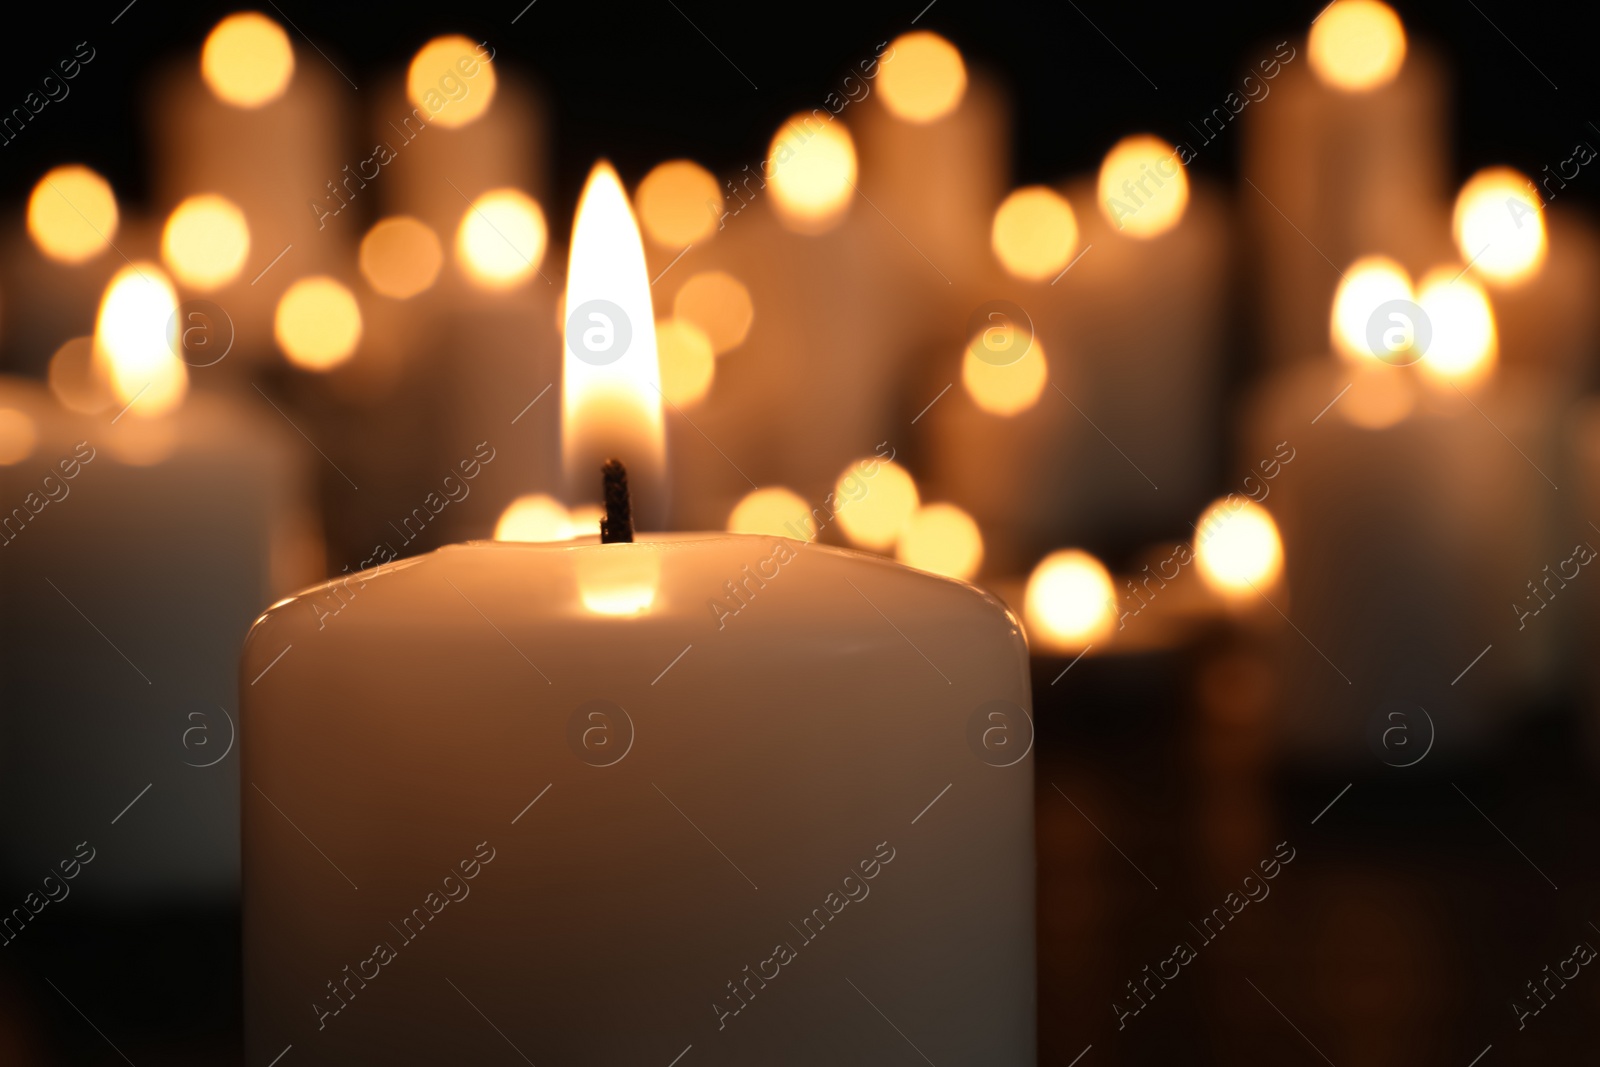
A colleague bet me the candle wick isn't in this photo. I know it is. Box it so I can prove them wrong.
[600,458,634,544]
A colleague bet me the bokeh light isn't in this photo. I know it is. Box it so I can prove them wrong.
[991,187,1078,282]
[878,31,967,123]
[728,487,814,539]
[1024,549,1116,653]
[457,188,547,289]
[1416,267,1497,389]
[360,216,443,299]
[0,408,38,466]
[1194,498,1284,596]
[655,318,716,407]
[835,458,919,550]
[1098,135,1189,238]
[636,160,722,247]
[1331,255,1412,362]
[1308,0,1407,92]
[94,263,187,418]
[963,335,1048,415]
[27,166,117,265]
[201,12,295,107]
[275,276,362,371]
[1452,167,1547,286]
[495,494,574,542]
[407,35,496,128]
[162,194,251,290]
[768,114,857,233]
[896,503,984,581]
[672,271,754,355]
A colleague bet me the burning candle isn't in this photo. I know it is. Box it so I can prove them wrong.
[0,262,316,905]
[1243,0,1451,365]
[241,162,1035,1064]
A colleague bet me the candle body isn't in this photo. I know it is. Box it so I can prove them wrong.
[1242,48,1450,363]
[0,379,314,903]
[242,536,1034,1063]
[1242,361,1556,764]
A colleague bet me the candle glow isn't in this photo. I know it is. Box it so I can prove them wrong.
[1023,549,1116,653]
[963,335,1048,415]
[360,216,443,299]
[768,114,857,233]
[636,160,722,247]
[1453,167,1547,285]
[201,12,294,107]
[94,263,188,418]
[1308,0,1407,92]
[896,502,984,581]
[562,161,667,509]
[728,487,813,538]
[407,35,496,128]
[162,194,251,291]
[27,165,117,265]
[1194,498,1284,597]
[456,188,548,289]
[1331,255,1412,362]
[835,459,920,550]
[991,187,1078,282]
[274,277,363,371]
[672,271,754,355]
[1416,267,1497,389]
[1098,135,1189,238]
[494,494,574,542]
[878,31,968,124]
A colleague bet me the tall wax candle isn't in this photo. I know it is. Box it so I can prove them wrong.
[242,162,1035,1064]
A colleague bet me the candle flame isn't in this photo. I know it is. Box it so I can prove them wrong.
[562,161,666,489]
[94,263,188,418]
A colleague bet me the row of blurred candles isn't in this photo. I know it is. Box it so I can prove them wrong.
[1,2,1594,679]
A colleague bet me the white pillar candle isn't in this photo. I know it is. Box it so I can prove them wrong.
[242,162,1034,1064]
[1242,2,1450,364]
[0,369,315,905]
[150,14,351,359]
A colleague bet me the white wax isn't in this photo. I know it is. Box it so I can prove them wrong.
[0,377,315,903]
[243,535,1034,1063]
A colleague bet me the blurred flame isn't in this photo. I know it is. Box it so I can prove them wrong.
[1416,267,1497,389]
[1331,255,1412,362]
[991,187,1078,281]
[728,487,814,539]
[835,459,919,551]
[407,35,495,128]
[878,31,967,123]
[94,263,187,418]
[1308,0,1406,92]
[637,160,722,247]
[202,12,294,107]
[1194,498,1284,597]
[1024,549,1115,653]
[495,494,574,542]
[896,502,984,581]
[162,194,251,290]
[457,188,547,289]
[28,166,117,265]
[768,114,856,234]
[1098,135,1188,238]
[1453,167,1546,286]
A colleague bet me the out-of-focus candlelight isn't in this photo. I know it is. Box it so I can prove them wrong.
[161,193,251,291]
[200,11,294,107]
[48,336,113,414]
[654,317,715,407]
[991,187,1079,282]
[1453,168,1547,285]
[358,216,444,300]
[635,159,722,248]
[407,34,497,127]
[726,485,813,538]
[493,493,574,542]
[273,276,363,371]
[1307,0,1407,92]
[834,457,919,550]
[897,502,984,581]
[1194,498,1285,599]
[1097,134,1189,238]
[1024,549,1116,653]
[962,333,1048,415]
[1415,267,1497,389]
[455,188,548,290]
[1331,255,1413,363]
[671,270,754,355]
[27,165,117,265]
[767,113,857,234]
[877,30,968,124]
[94,263,187,417]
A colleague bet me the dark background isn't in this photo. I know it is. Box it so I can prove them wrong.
[2,0,1594,226]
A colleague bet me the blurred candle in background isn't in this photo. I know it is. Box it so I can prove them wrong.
[0,260,316,905]
[1243,0,1451,364]
[151,12,350,364]
[1242,263,1556,765]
